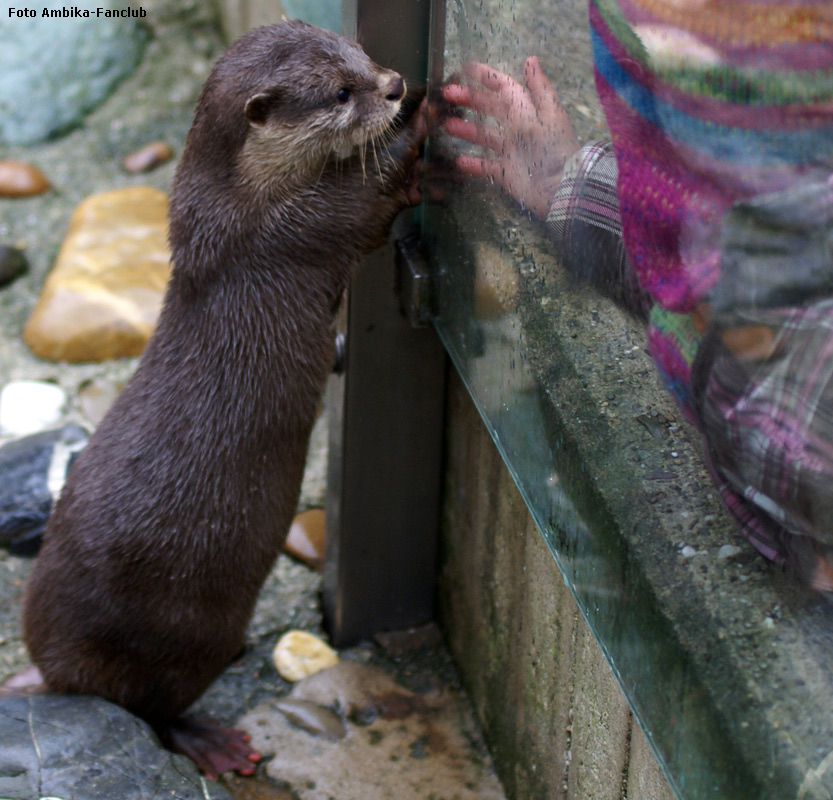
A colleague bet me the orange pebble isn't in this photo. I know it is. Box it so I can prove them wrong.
[0,160,51,197]
[284,508,326,570]
[122,141,174,173]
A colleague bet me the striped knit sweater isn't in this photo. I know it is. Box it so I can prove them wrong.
[550,0,833,583]
[592,0,833,409]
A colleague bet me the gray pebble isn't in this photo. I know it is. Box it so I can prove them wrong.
[275,698,347,740]
[0,423,88,554]
[0,244,27,286]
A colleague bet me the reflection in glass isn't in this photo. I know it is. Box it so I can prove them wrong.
[425,1,833,797]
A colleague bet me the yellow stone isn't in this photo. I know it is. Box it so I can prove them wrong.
[273,630,339,682]
[23,187,171,362]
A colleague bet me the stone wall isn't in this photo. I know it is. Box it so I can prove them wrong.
[438,370,675,800]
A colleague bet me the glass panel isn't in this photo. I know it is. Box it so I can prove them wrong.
[424,1,833,798]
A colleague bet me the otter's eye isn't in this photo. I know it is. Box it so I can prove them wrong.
[336,87,352,104]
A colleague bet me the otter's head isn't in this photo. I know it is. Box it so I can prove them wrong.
[189,20,406,194]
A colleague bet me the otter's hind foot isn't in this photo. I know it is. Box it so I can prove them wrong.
[0,665,45,698]
[161,716,261,781]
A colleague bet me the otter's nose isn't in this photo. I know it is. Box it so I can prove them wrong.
[386,76,405,102]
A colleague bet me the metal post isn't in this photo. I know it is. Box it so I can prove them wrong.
[323,0,445,645]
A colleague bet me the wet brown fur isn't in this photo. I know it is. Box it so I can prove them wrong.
[21,20,423,726]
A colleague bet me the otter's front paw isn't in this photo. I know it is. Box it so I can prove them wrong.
[388,96,427,206]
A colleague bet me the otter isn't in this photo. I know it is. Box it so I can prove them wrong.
[18,20,425,779]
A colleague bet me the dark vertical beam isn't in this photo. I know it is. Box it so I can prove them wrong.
[323,0,445,646]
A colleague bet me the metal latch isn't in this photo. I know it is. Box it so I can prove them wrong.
[394,232,433,328]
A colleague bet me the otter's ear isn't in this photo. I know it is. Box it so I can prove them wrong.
[245,92,278,127]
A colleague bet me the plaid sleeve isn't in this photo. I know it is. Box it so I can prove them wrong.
[691,301,833,586]
[547,141,649,318]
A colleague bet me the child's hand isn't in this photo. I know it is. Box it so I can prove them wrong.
[440,56,578,220]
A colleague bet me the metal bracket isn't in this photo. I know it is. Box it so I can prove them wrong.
[395,232,433,328]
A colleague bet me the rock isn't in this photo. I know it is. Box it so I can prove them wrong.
[0,244,27,285]
[0,160,51,197]
[290,661,413,718]
[0,695,233,800]
[0,423,88,554]
[122,141,174,173]
[0,5,146,145]
[284,508,325,570]
[274,698,346,740]
[273,630,339,682]
[78,377,124,426]
[0,380,66,436]
[718,544,743,560]
[23,187,172,362]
